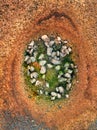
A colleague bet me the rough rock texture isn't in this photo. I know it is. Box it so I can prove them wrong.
[0,0,97,130]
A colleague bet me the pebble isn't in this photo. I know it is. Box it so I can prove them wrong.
[30,57,36,62]
[30,78,36,84]
[51,92,57,97]
[68,69,73,74]
[47,47,53,56]
[45,82,49,88]
[29,49,34,54]
[27,58,32,64]
[45,91,49,96]
[55,65,61,70]
[29,66,34,72]
[57,93,61,99]
[40,66,46,74]
[65,73,71,78]
[65,94,69,98]
[66,83,72,90]
[42,75,45,79]
[51,96,56,101]
[38,54,44,60]
[68,47,72,52]
[35,80,42,86]
[29,40,34,47]
[39,90,43,95]
[30,72,38,79]
[24,56,29,62]
[39,60,46,66]
[33,51,38,58]
[52,51,56,57]
[56,87,59,92]
[47,64,53,68]
[49,41,54,46]
[41,35,50,42]
[51,59,61,65]
[58,86,64,94]
[63,40,68,44]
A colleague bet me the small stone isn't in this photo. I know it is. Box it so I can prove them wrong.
[58,77,66,82]
[45,91,49,96]
[68,47,72,52]
[47,47,53,56]
[35,80,42,86]
[58,86,64,94]
[65,94,69,98]
[45,82,49,88]
[55,65,61,70]
[57,93,61,99]
[29,49,34,54]
[44,42,49,47]
[49,41,54,46]
[51,96,56,101]
[39,90,43,95]
[41,35,49,42]
[29,66,35,72]
[68,69,73,74]
[47,64,53,68]
[30,72,38,79]
[40,66,46,74]
[24,56,29,62]
[42,75,45,79]
[52,51,56,57]
[63,40,68,44]
[56,87,59,92]
[33,51,38,58]
[65,73,71,78]
[30,78,36,84]
[38,54,44,60]
[66,83,72,90]
[64,63,69,68]
[39,60,46,66]
[51,92,57,97]
[51,59,61,65]
[27,58,32,64]
[65,49,69,55]
[30,57,36,62]
[57,36,61,41]
[56,51,60,56]
[29,40,34,47]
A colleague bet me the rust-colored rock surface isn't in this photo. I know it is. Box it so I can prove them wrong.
[0,0,97,130]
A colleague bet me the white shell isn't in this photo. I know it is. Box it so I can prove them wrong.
[38,54,44,60]
[65,73,71,78]
[47,47,53,56]
[55,65,61,70]
[29,40,34,47]
[58,86,64,94]
[65,94,69,98]
[35,80,42,86]
[24,56,29,62]
[47,64,53,68]
[51,92,57,97]
[30,78,36,84]
[40,66,46,74]
[41,35,49,42]
[45,82,49,88]
[49,41,54,46]
[51,96,56,101]
[51,59,61,65]
[39,60,46,66]
[57,93,61,99]
[30,72,38,79]
[30,57,36,62]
